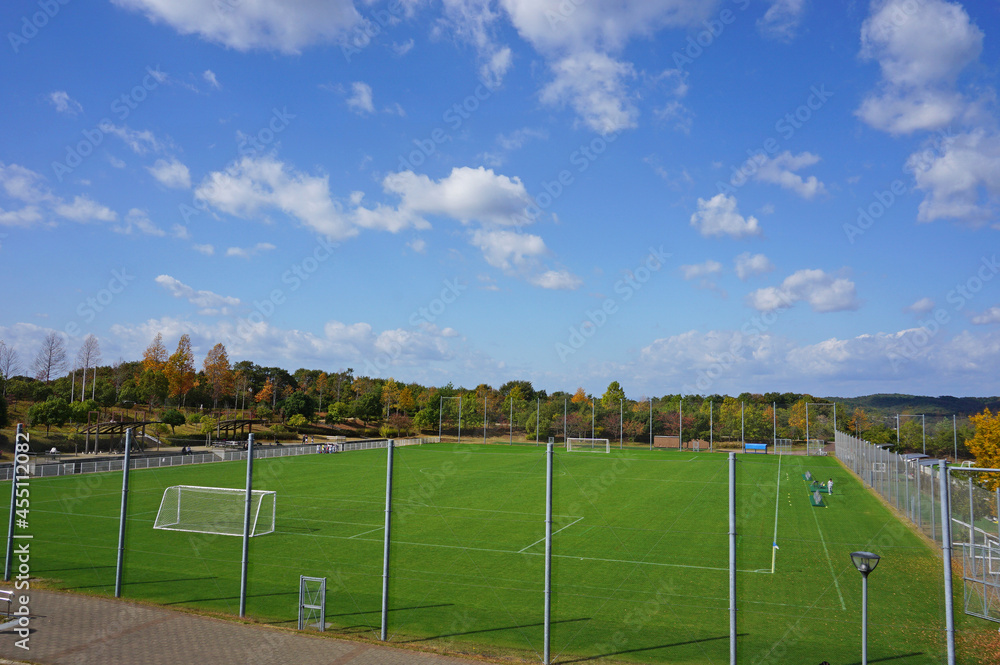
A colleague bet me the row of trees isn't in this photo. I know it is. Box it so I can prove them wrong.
[0,332,976,457]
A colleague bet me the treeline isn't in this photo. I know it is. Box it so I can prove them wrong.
[0,332,979,455]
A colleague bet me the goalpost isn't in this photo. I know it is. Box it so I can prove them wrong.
[154,485,276,537]
[567,437,611,453]
[807,439,826,456]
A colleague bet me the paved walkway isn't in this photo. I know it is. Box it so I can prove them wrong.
[0,590,489,665]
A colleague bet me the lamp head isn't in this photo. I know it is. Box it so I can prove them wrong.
[850,551,881,575]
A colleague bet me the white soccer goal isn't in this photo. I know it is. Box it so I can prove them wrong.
[154,485,276,537]
[774,438,792,454]
[567,438,610,453]
[807,439,826,456]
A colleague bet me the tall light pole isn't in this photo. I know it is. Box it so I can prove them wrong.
[850,551,881,665]
[619,398,623,449]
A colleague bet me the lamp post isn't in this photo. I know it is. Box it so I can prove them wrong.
[850,551,881,665]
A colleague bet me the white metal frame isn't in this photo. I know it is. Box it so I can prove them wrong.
[566,437,611,453]
[153,485,276,537]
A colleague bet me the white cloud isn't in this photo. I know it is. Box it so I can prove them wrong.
[383,166,535,227]
[906,297,935,314]
[48,91,83,115]
[908,129,1000,224]
[103,123,165,154]
[407,238,427,253]
[757,0,806,42]
[392,39,415,56]
[155,274,240,315]
[857,0,984,134]
[680,260,722,280]
[147,157,191,189]
[203,70,220,88]
[53,196,118,223]
[111,0,362,54]
[529,270,582,290]
[734,252,774,280]
[654,100,693,134]
[107,315,459,373]
[471,228,546,270]
[193,243,215,255]
[540,51,638,134]
[346,81,375,115]
[747,268,859,313]
[971,307,1000,325]
[0,206,44,228]
[226,242,277,259]
[0,162,54,203]
[113,208,166,236]
[438,0,512,87]
[753,151,826,199]
[690,194,761,239]
[195,156,358,240]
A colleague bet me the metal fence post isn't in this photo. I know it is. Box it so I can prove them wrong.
[939,461,956,664]
[380,439,395,641]
[115,428,133,597]
[544,442,553,664]
[729,452,737,665]
[239,432,255,617]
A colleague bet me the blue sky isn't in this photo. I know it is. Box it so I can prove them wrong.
[1,0,999,398]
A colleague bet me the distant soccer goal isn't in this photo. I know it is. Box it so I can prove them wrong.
[775,438,792,454]
[567,438,610,453]
[807,439,827,456]
[154,485,276,537]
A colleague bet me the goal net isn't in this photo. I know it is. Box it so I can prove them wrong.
[774,438,792,454]
[567,437,610,453]
[154,485,276,537]
[807,439,826,456]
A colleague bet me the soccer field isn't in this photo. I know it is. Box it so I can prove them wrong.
[12,444,995,663]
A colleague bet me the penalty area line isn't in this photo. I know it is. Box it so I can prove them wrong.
[518,516,585,553]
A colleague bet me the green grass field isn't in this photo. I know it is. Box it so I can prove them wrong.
[10,443,998,663]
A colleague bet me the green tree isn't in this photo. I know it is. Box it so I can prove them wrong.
[601,381,626,409]
[282,391,317,420]
[28,397,71,434]
[287,414,308,431]
[162,408,186,433]
[0,394,8,428]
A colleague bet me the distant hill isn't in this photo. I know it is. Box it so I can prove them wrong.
[822,393,1000,416]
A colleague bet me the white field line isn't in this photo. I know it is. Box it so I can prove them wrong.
[272,528,773,574]
[518,516,584,553]
[809,502,847,610]
[347,526,385,539]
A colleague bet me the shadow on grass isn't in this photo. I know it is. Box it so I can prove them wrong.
[558,633,742,664]
[399,617,591,644]
[844,653,925,665]
[65,576,220,590]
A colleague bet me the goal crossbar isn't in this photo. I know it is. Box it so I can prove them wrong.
[567,438,611,453]
[154,485,276,537]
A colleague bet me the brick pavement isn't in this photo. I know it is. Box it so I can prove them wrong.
[0,590,491,665]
